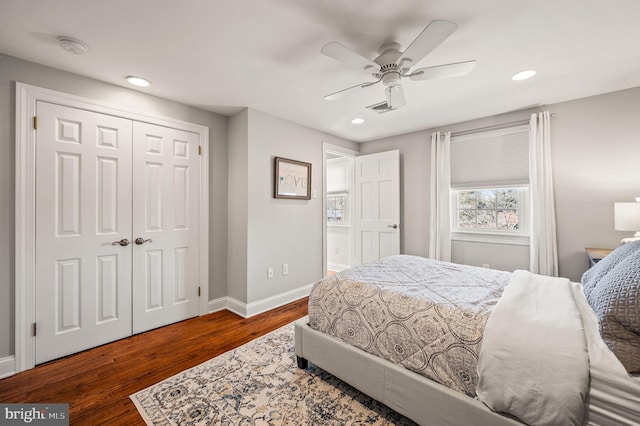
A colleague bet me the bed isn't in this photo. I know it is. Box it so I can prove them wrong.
[294,249,640,425]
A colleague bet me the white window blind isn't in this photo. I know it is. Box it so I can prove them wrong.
[327,158,349,194]
[450,125,529,189]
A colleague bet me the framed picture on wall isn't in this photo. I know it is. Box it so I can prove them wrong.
[274,157,312,200]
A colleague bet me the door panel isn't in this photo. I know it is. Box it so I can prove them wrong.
[132,122,199,333]
[354,150,400,266]
[35,101,133,364]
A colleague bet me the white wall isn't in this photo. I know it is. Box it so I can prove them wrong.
[0,55,228,359]
[326,156,353,271]
[327,226,352,271]
[227,108,358,308]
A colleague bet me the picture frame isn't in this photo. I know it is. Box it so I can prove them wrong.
[274,157,312,200]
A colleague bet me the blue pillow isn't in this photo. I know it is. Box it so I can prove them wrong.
[582,240,640,299]
[587,249,640,372]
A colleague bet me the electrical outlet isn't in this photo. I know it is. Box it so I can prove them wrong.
[282,263,289,276]
[267,267,274,278]
[482,263,490,268]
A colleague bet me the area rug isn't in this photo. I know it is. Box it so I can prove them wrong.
[131,323,416,425]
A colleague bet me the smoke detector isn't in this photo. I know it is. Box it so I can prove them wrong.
[58,37,89,55]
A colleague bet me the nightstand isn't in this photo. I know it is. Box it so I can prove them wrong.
[585,247,614,268]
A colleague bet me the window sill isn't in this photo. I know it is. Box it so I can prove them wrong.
[451,231,530,246]
[327,223,351,228]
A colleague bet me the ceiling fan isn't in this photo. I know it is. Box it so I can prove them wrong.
[321,20,476,110]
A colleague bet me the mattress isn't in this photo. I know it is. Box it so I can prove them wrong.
[308,254,511,396]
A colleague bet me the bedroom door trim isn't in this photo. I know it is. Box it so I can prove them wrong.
[14,82,210,373]
[322,143,358,276]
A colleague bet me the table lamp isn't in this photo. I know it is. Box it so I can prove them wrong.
[614,199,640,244]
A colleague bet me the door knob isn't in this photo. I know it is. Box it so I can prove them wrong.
[387,224,399,229]
[112,239,130,246]
[135,237,153,245]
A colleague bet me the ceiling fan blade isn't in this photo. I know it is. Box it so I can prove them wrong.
[398,20,458,66]
[385,84,406,109]
[324,79,380,101]
[321,41,379,73]
[409,60,476,81]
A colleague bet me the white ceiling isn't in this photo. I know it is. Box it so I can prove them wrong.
[1,0,639,142]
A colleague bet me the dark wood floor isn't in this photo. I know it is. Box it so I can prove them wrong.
[0,298,308,425]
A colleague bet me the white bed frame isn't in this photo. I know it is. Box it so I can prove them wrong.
[294,316,523,426]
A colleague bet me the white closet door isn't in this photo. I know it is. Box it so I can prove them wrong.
[354,150,400,265]
[35,101,133,364]
[131,122,200,333]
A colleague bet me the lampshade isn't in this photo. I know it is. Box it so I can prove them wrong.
[614,202,640,242]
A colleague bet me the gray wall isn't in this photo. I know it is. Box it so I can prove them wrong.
[227,108,358,305]
[551,87,640,281]
[360,86,640,281]
[227,110,249,302]
[0,55,228,358]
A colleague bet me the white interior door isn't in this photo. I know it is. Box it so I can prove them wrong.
[131,122,200,333]
[354,150,400,265]
[35,101,133,364]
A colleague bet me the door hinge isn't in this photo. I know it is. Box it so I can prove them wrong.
[33,116,38,130]
[32,322,37,337]
[198,145,202,156]
[198,286,201,297]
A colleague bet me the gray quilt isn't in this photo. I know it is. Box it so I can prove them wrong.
[308,255,511,396]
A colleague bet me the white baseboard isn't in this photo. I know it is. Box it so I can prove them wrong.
[0,355,16,379]
[327,262,351,272]
[217,284,313,318]
[224,298,248,317]
[207,297,227,314]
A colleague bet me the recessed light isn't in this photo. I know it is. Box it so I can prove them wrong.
[126,76,151,87]
[512,70,536,81]
[351,118,365,124]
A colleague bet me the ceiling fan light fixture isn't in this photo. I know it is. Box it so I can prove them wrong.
[126,76,151,87]
[351,118,365,124]
[512,70,536,81]
[385,85,406,109]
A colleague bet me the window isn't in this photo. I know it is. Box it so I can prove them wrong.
[327,194,348,224]
[455,188,526,232]
[449,124,530,243]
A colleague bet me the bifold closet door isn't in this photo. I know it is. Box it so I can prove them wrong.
[131,122,200,334]
[35,101,133,364]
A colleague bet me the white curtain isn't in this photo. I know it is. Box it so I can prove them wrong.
[529,111,559,276]
[429,132,452,261]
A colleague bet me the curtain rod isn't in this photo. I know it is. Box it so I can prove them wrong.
[450,113,556,138]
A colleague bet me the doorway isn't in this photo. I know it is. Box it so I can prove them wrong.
[322,144,401,277]
[326,151,355,275]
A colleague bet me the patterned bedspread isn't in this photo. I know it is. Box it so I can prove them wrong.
[308,255,511,396]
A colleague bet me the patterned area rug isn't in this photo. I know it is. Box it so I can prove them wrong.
[131,323,416,425]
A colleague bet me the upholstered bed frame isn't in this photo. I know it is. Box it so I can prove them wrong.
[294,316,523,426]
